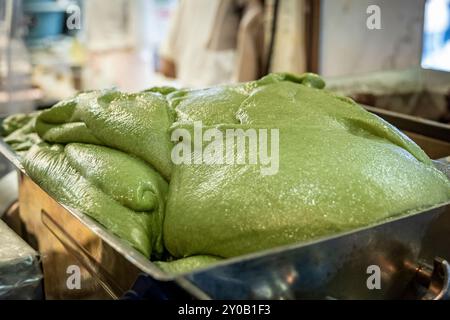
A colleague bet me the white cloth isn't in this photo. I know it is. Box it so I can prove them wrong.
[160,0,236,87]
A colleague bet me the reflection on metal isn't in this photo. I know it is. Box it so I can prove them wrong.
[414,258,450,300]
[186,203,450,299]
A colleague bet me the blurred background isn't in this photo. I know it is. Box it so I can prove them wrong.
[0,0,449,122]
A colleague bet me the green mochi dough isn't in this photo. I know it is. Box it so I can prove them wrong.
[35,90,174,180]
[11,72,450,269]
[79,91,174,180]
[65,143,168,212]
[23,143,164,258]
[3,112,42,154]
[163,74,450,258]
[2,112,37,136]
[154,255,223,275]
[35,94,103,145]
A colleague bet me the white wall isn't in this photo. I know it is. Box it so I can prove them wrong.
[319,0,425,77]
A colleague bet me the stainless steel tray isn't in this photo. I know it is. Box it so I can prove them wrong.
[1,107,450,300]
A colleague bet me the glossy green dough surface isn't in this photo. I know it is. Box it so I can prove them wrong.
[23,143,165,258]
[2,113,37,136]
[35,90,174,180]
[2,112,42,154]
[65,143,168,212]
[163,74,450,258]
[35,94,103,145]
[79,91,174,180]
[154,255,223,275]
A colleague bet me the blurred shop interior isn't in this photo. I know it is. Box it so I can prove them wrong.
[1,0,450,118]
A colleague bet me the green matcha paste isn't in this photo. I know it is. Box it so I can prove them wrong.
[2,73,449,273]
